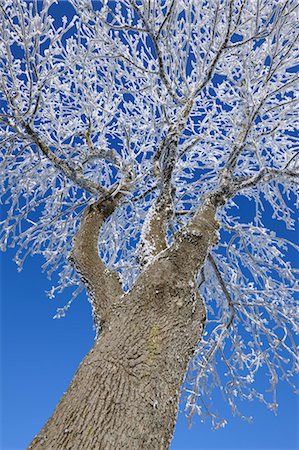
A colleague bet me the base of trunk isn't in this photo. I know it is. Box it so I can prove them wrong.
[28,267,206,450]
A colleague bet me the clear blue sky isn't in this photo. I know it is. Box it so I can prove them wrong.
[1,245,298,450]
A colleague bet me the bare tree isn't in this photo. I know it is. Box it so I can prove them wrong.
[0,0,298,448]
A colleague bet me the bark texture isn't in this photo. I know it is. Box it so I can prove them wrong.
[28,200,219,450]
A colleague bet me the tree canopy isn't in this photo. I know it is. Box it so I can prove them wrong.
[0,0,298,429]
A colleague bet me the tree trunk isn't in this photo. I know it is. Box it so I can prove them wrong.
[28,282,205,450]
[28,201,219,450]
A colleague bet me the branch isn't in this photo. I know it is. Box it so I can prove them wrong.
[127,0,183,102]
[156,0,176,40]
[81,119,122,168]
[285,152,299,170]
[168,201,219,278]
[139,99,194,263]
[221,125,252,179]
[69,196,123,325]
[235,167,299,192]
[206,165,298,211]
[207,253,235,329]
[24,124,104,196]
[193,0,234,97]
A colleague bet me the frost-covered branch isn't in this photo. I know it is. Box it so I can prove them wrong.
[127,0,183,102]
[0,0,298,430]
[138,98,194,263]
[236,167,299,191]
[207,253,235,329]
[24,123,104,196]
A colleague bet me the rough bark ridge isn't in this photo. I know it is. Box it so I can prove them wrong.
[28,200,219,450]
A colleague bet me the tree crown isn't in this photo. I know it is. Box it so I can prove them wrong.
[0,0,298,428]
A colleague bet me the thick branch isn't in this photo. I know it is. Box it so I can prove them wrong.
[154,201,219,274]
[174,200,219,269]
[70,197,123,324]
[24,124,104,196]
[139,100,194,263]
[138,202,169,264]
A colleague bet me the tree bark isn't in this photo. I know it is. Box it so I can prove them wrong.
[28,201,219,450]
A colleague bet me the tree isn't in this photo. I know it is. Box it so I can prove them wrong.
[0,0,298,448]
